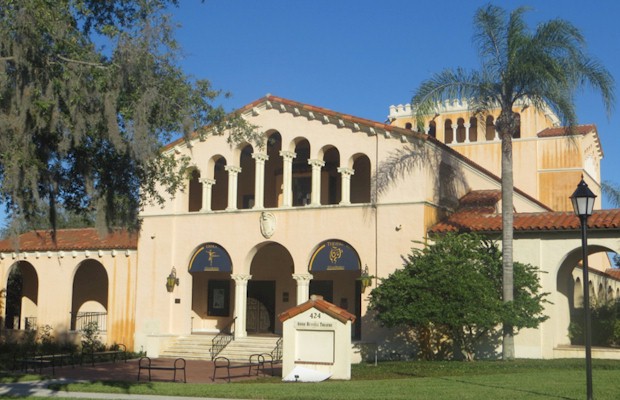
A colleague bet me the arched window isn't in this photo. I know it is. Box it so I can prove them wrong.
[456,118,466,143]
[188,169,202,212]
[513,112,521,138]
[351,155,371,203]
[322,147,340,205]
[405,122,412,130]
[292,140,311,206]
[264,132,282,208]
[237,145,255,209]
[211,158,228,211]
[485,116,496,141]
[444,119,453,144]
[469,117,478,142]
[428,121,436,138]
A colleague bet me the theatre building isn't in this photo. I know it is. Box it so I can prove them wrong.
[2,95,620,361]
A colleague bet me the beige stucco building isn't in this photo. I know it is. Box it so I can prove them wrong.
[1,95,619,361]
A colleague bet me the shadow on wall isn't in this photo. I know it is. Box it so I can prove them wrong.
[355,309,501,362]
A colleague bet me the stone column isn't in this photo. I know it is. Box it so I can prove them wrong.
[224,166,241,211]
[252,153,268,209]
[337,167,355,205]
[231,274,251,339]
[464,123,471,143]
[451,123,458,144]
[199,178,215,212]
[279,151,296,207]
[293,273,313,305]
[308,159,325,206]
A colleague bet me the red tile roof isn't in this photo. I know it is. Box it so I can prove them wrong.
[457,190,502,213]
[605,269,620,280]
[279,295,356,324]
[0,228,138,252]
[537,124,597,138]
[430,191,620,233]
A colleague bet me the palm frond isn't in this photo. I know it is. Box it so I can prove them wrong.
[602,181,620,208]
[412,68,484,130]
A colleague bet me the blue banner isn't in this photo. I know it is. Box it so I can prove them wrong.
[189,243,232,273]
[309,240,361,272]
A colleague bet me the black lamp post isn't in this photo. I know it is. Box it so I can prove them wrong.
[570,178,597,400]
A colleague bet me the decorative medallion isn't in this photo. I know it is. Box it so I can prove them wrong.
[260,212,276,239]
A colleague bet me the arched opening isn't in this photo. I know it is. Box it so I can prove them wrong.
[485,116,496,141]
[321,147,340,205]
[428,121,436,138]
[71,260,108,332]
[607,286,614,302]
[211,157,228,211]
[188,168,203,212]
[456,118,466,143]
[513,112,521,138]
[469,116,478,142]
[405,122,412,130]
[351,154,371,204]
[238,145,255,209]
[264,132,283,208]
[558,244,620,347]
[597,283,605,304]
[444,119,453,144]
[189,243,233,332]
[248,242,295,334]
[4,262,38,330]
[574,277,583,308]
[292,139,311,207]
[308,239,362,340]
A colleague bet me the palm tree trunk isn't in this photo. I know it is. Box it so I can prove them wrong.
[500,129,515,360]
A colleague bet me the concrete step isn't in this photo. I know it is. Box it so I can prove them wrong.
[160,334,282,362]
[217,336,282,363]
[160,334,217,360]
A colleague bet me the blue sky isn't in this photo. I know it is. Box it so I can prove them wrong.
[171,0,620,207]
[2,1,619,228]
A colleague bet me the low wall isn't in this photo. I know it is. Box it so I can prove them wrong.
[554,345,620,360]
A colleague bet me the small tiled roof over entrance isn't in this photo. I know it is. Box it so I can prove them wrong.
[430,190,620,233]
[279,295,356,324]
[0,228,138,252]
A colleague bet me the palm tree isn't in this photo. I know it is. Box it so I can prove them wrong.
[602,181,620,207]
[411,5,614,360]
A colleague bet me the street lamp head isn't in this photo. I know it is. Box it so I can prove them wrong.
[570,178,597,217]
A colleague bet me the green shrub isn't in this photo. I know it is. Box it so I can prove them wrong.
[569,299,620,347]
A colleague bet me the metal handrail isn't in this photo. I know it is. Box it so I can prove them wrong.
[210,317,236,360]
[271,337,283,361]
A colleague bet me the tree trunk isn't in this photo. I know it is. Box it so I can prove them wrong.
[499,119,515,361]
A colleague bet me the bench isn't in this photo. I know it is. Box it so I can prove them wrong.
[137,357,186,383]
[16,352,76,376]
[81,344,126,366]
[212,354,269,382]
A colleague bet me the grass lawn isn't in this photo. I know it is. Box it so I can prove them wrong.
[35,359,620,400]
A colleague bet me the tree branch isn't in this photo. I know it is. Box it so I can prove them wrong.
[54,55,115,69]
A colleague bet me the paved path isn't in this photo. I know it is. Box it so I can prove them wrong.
[0,358,281,399]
